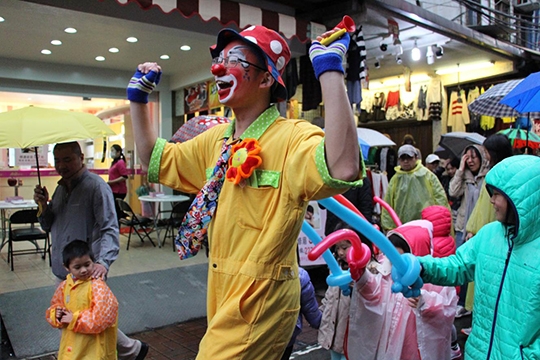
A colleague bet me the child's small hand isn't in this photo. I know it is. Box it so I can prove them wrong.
[407,296,420,308]
[60,310,73,324]
[55,307,64,322]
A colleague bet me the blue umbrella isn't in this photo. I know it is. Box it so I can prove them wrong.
[500,71,540,113]
[358,138,370,160]
[321,129,384,160]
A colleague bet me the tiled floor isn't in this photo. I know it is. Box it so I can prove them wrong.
[0,227,210,359]
[0,228,208,294]
[0,231,469,360]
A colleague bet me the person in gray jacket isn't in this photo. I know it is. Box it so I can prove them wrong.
[34,141,149,360]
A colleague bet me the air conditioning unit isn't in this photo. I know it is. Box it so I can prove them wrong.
[514,0,540,11]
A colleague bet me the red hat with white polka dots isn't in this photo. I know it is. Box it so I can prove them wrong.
[210,25,291,102]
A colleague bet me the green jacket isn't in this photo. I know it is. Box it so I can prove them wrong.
[420,155,540,360]
[381,160,448,231]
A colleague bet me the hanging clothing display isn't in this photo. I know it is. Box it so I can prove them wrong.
[478,87,496,130]
[372,92,386,121]
[359,88,373,123]
[467,87,481,132]
[346,27,366,110]
[299,55,322,111]
[429,102,442,122]
[370,171,389,215]
[284,59,299,100]
[447,90,470,132]
[417,85,428,121]
[385,90,401,121]
[426,77,448,132]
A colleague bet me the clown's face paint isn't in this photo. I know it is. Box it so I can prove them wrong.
[211,41,264,105]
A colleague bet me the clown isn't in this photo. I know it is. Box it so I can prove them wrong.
[127,25,361,359]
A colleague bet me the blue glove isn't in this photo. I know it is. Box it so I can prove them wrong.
[390,253,423,298]
[127,69,162,104]
[308,32,350,80]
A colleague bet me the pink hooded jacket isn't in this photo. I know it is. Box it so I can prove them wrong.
[346,220,458,360]
[421,205,456,258]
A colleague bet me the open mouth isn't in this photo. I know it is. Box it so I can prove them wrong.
[217,80,232,90]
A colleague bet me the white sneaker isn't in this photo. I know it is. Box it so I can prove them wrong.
[455,305,472,318]
[451,344,462,359]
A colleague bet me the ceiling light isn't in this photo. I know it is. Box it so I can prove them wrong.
[426,45,434,65]
[411,40,421,61]
[396,55,402,65]
[109,48,119,53]
[0,17,5,22]
[374,60,380,69]
[41,49,52,55]
[379,41,388,52]
[180,45,191,51]
[64,27,77,34]
[95,56,105,61]
[126,37,138,43]
[160,55,170,60]
[435,61,495,75]
[51,40,62,46]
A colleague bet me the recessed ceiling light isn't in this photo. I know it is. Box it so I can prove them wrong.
[180,45,191,51]
[126,37,138,43]
[160,55,170,60]
[95,56,105,61]
[64,27,77,34]
[51,40,62,46]
[0,17,5,23]
[41,49,52,55]
[109,47,119,53]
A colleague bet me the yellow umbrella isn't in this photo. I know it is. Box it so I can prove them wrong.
[0,106,116,184]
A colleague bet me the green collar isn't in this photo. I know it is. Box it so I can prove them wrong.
[222,106,280,141]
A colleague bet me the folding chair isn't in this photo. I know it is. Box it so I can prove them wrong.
[162,201,191,251]
[8,209,50,271]
[117,199,156,250]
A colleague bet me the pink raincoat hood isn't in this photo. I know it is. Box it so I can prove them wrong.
[387,219,433,257]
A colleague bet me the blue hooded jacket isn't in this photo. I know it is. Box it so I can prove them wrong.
[420,155,540,359]
[288,267,321,347]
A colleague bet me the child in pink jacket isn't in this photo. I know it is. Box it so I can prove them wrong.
[346,220,458,360]
[422,205,461,358]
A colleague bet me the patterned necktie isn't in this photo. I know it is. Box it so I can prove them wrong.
[175,139,231,259]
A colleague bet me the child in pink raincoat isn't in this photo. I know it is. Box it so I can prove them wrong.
[346,220,458,360]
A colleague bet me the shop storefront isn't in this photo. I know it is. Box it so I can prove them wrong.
[0,91,155,213]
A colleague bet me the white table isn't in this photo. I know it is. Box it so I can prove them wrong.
[0,200,39,250]
[138,194,190,247]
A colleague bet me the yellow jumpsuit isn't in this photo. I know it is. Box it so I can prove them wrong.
[148,106,363,359]
[46,276,118,359]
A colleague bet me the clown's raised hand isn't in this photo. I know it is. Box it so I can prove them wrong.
[308,31,350,80]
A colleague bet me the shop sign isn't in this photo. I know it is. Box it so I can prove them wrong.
[297,201,327,266]
[15,146,47,166]
[184,82,208,114]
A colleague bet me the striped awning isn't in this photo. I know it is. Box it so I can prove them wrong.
[115,0,325,43]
